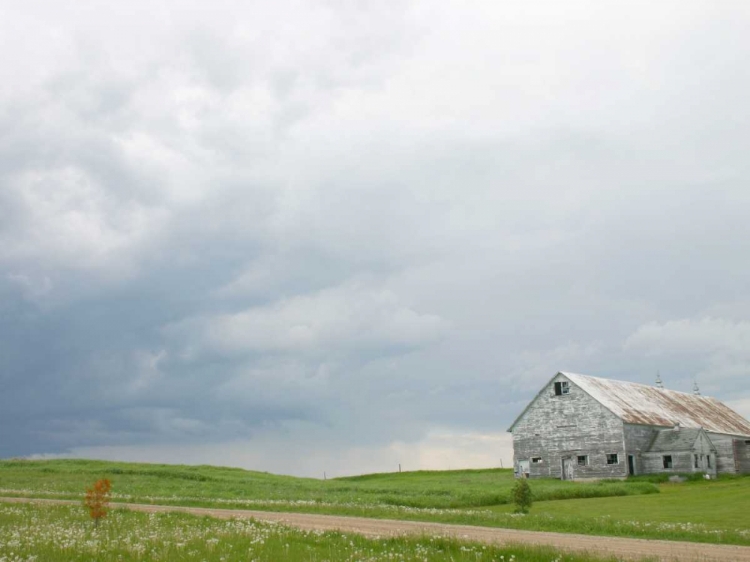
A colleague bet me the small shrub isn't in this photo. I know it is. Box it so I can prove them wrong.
[84,478,112,527]
[512,478,533,514]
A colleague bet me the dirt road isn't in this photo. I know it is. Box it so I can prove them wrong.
[3,496,749,561]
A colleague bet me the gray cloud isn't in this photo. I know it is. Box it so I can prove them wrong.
[167,280,449,356]
[1,0,750,474]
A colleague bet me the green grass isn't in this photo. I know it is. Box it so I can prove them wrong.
[497,476,750,532]
[0,502,645,562]
[0,459,656,509]
[1,459,749,546]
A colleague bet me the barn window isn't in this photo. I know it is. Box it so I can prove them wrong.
[745,440,750,445]
[707,455,712,468]
[606,453,618,465]
[554,381,570,396]
[577,455,588,466]
[531,457,543,464]
[663,455,673,469]
[694,454,699,469]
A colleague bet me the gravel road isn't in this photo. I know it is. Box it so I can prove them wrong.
[3,497,749,561]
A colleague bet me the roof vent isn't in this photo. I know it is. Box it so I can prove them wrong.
[693,380,701,396]
[655,371,664,389]
[673,423,681,431]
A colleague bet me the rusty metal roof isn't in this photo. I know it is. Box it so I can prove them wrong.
[562,372,750,437]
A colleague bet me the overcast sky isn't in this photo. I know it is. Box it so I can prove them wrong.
[2,0,750,477]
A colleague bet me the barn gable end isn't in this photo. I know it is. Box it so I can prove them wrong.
[512,373,627,479]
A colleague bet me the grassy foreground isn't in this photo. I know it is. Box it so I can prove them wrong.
[1,459,749,546]
[0,502,647,562]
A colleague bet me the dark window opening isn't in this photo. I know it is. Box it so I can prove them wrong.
[694,454,699,468]
[745,440,750,445]
[606,453,618,465]
[577,455,588,466]
[707,455,712,468]
[663,455,673,469]
[531,457,543,464]
[554,381,570,396]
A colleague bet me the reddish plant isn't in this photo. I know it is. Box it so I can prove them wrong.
[84,478,112,527]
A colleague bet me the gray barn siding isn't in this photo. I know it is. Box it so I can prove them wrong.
[623,424,656,475]
[695,432,718,476]
[642,451,693,473]
[734,439,750,474]
[696,432,718,475]
[707,432,742,474]
[513,374,627,479]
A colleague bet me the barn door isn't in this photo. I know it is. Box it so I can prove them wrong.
[562,458,574,480]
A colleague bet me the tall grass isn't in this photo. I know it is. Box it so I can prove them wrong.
[0,502,640,562]
[624,473,716,484]
[535,482,658,502]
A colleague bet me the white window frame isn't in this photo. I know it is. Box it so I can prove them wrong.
[606,453,619,465]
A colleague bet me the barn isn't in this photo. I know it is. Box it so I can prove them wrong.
[508,372,750,480]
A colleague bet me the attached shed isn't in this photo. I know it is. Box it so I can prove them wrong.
[641,427,717,476]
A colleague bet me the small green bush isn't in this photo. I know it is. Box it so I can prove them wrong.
[512,478,533,514]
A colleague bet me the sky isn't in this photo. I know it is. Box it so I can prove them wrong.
[1,0,750,478]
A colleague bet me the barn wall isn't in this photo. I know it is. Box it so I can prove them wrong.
[734,439,750,474]
[512,374,627,479]
[623,424,656,475]
[706,432,740,475]
[642,452,693,473]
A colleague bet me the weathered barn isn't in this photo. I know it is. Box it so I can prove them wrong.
[508,372,750,479]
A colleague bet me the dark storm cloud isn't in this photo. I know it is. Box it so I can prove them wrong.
[2,0,750,473]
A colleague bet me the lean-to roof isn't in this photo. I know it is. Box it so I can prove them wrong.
[646,427,714,453]
[562,372,750,437]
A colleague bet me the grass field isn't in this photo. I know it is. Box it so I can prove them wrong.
[1,459,749,546]
[0,459,656,509]
[483,476,750,544]
[0,502,640,562]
